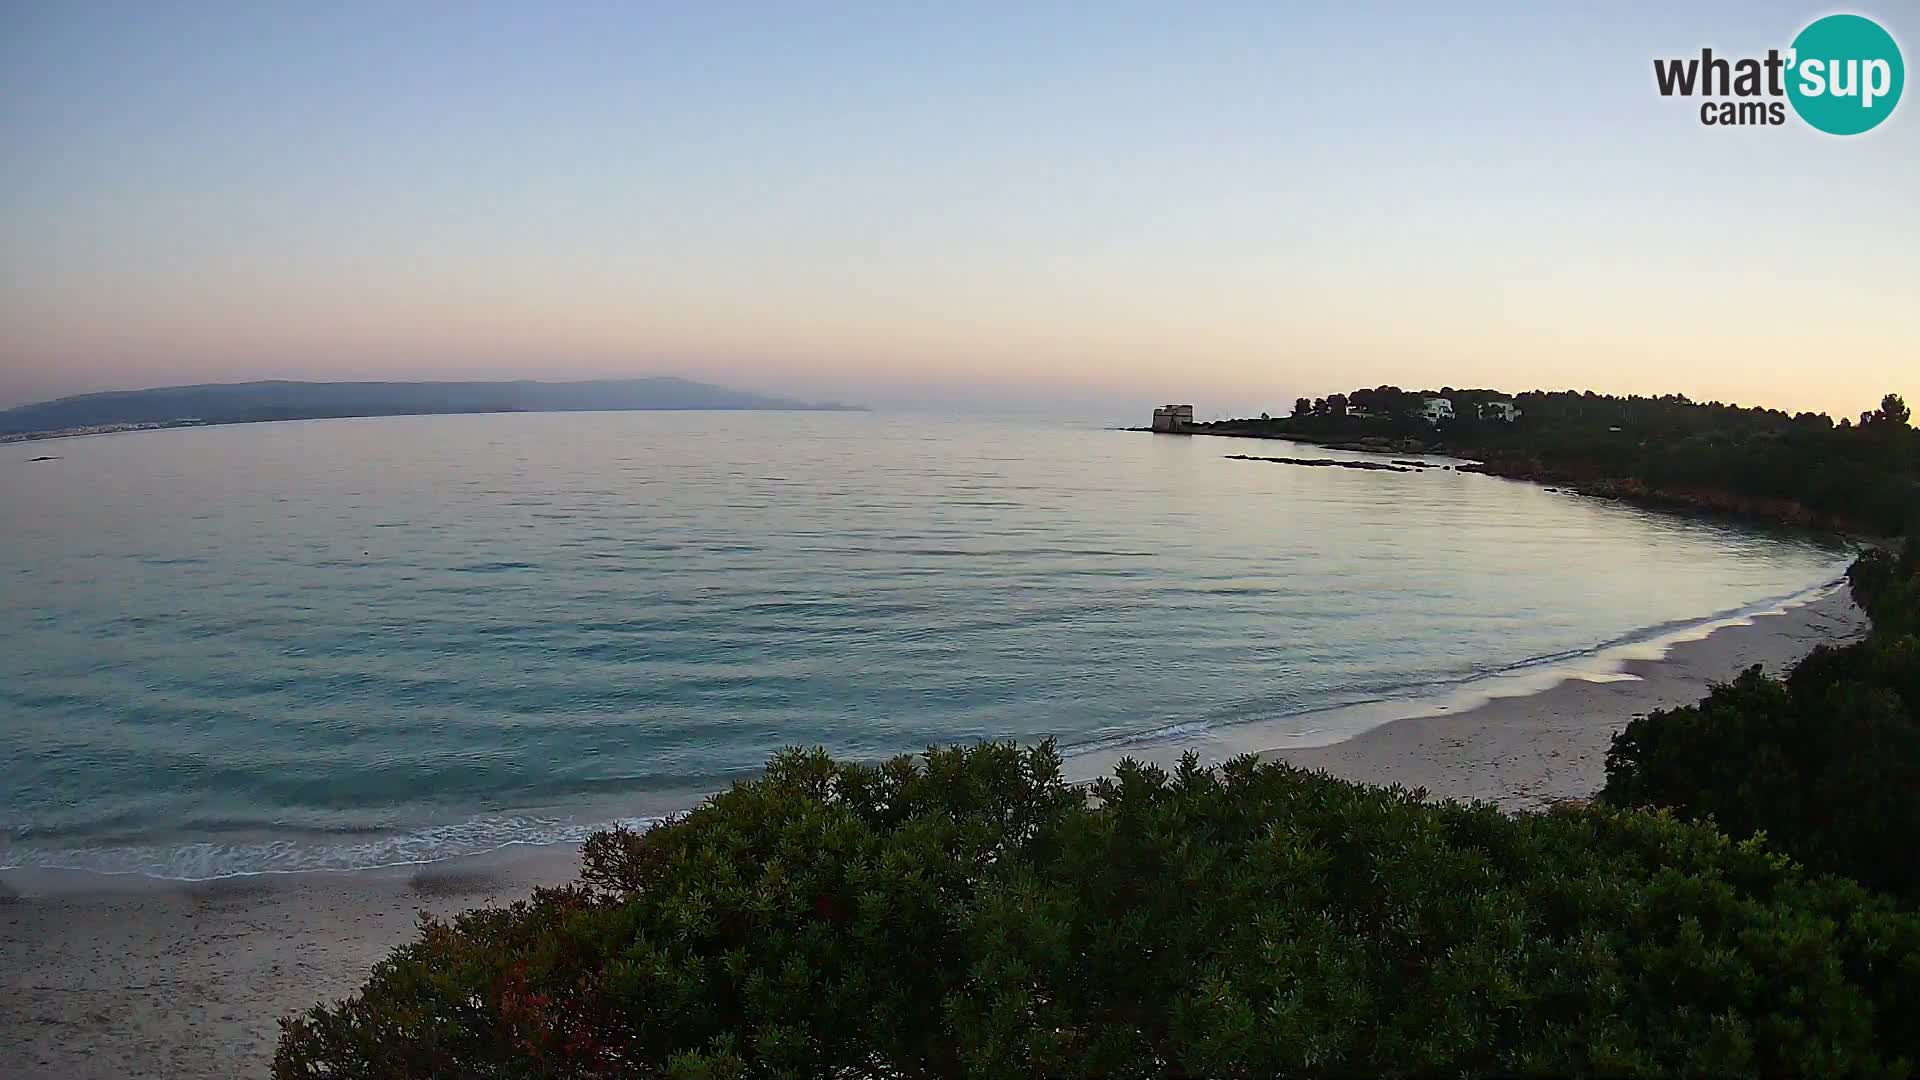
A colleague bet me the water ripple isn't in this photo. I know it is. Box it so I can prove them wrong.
[0,412,1850,876]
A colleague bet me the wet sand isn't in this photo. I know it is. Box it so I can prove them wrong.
[0,588,1870,1078]
[0,846,581,1079]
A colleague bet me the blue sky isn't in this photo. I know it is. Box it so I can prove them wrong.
[3,1,1914,418]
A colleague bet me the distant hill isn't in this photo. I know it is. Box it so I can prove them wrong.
[0,378,863,435]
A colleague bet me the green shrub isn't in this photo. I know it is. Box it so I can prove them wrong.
[1604,547,1920,899]
[277,744,1920,1078]
[1851,544,1920,637]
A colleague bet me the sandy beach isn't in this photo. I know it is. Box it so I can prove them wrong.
[0,587,1870,1079]
[1266,587,1868,809]
[0,845,583,1079]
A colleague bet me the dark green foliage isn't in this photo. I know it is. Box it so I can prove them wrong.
[1604,546,1920,899]
[1851,544,1920,637]
[277,743,1920,1078]
[1214,388,1919,536]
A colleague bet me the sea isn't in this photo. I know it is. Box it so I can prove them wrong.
[0,411,1852,880]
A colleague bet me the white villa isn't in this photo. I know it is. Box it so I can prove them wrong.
[1419,396,1454,424]
[1478,399,1521,423]
[1151,404,1195,433]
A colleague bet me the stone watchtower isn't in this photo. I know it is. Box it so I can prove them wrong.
[1151,404,1194,433]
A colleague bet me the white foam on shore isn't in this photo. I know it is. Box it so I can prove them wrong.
[1058,577,1850,778]
[0,813,666,882]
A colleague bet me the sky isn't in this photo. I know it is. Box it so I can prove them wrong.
[2,1,1915,421]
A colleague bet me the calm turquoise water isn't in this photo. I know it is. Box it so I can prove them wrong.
[0,412,1848,878]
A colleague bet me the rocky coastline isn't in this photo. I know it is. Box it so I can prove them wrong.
[1146,422,1883,539]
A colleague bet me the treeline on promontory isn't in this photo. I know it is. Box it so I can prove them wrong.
[278,543,1920,1077]
[1200,387,1918,537]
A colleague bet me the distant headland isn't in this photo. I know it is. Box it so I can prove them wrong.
[1137,385,1917,538]
[0,377,864,442]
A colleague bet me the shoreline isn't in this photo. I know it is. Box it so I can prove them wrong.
[1055,576,1856,778]
[0,582,1852,884]
[1148,425,1890,542]
[1,845,587,1079]
[0,586,1872,1078]
[1261,585,1868,809]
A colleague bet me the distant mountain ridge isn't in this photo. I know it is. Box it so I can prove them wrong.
[0,378,863,435]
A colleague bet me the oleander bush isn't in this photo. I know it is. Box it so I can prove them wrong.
[276,742,1920,1078]
[1603,544,1920,899]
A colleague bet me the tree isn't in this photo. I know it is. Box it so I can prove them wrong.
[1603,547,1920,898]
[1222,389,1915,534]
[1325,392,1349,416]
[279,743,1920,1078]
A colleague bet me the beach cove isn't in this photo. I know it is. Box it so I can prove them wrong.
[1,583,1871,1078]
[0,411,1881,1076]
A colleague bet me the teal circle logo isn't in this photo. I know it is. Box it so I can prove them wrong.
[1787,14,1904,135]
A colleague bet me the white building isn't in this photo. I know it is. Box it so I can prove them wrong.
[1478,399,1520,423]
[1151,404,1194,433]
[1419,396,1454,424]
